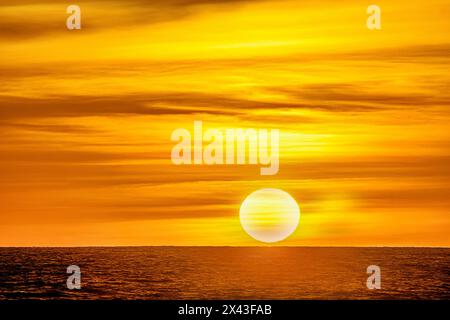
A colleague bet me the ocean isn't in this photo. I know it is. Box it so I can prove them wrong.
[0,247,448,300]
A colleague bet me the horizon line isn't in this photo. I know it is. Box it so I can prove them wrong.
[0,245,449,249]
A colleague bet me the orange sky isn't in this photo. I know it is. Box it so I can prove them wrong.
[0,0,449,246]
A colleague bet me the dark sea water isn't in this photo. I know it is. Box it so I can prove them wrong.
[0,247,448,300]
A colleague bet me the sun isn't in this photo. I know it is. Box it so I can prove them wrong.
[239,188,300,243]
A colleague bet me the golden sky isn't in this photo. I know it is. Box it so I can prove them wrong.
[0,0,449,246]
